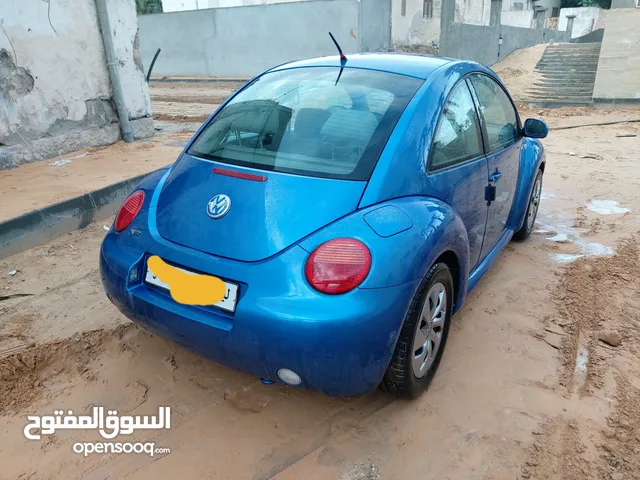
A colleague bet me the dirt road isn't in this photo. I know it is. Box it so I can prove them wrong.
[1,112,640,479]
[150,81,242,123]
[0,134,192,222]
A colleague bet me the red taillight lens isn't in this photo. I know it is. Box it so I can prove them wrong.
[305,238,372,294]
[114,190,145,232]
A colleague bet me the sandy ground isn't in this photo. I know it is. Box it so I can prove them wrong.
[153,101,221,123]
[0,111,640,478]
[150,81,242,123]
[492,44,546,101]
[0,134,192,222]
[150,82,242,104]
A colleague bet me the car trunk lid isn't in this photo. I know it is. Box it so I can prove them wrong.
[155,154,367,262]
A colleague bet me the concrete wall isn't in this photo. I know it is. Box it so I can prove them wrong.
[455,0,491,25]
[209,0,304,6]
[440,23,570,65]
[572,28,604,43]
[535,0,561,18]
[107,0,153,120]
[162,0,305,10]
[0,0,153,169]
[501,10,533,28]
[360,0,393,52]
[162,0,200,11]
[558,7,601,39]
[138,0,387,78]
[594,8,608,29]
[391,0,441,48]
[593,8,640,102]
[502,0,533,9]
[611,0,636,8]
[439,0,570,66]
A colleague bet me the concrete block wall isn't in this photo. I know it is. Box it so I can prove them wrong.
[455,0,491,25]
[611,0,636,8]
[558,7,601,39]
[0,0,153,169]
[440,22,570,66]
[593,8,640,103]
[360,0,393,52]
[163,0,306,11]
[439,0,570,66]
[138,0,389,78]
[501,10,534,29]
[106,0,153,121]
[391,0,441,49]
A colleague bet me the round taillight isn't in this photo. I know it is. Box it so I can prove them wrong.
[305,238,372,294]
[114,190,145,232]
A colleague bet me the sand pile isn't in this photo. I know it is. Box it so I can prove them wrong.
[491,43,547,100]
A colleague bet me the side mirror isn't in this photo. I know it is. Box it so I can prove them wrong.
[523,118,549,139]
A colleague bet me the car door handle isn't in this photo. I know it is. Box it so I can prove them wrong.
[489,171,502,185]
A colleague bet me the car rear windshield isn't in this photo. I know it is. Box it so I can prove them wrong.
[187,67,423,181]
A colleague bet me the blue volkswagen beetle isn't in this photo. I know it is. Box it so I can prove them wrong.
[100,53,548,399]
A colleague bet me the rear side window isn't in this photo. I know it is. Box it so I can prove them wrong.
[188,67,423,181]
[469,74,519,153]
[429,80,484,171]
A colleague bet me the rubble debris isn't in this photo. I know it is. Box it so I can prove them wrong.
[596,330,622,347]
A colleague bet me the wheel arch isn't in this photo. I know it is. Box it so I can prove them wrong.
[400,198,470,313]
[507,138,546,232]
[432,250,464,314]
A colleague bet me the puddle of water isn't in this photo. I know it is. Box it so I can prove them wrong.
[586,200,630,215]
[575,346,589,373]
[576,241,615,257]
[573,344,589,394]
[553,253,584,264]
[547,233,569,242]
[537,203,616,264]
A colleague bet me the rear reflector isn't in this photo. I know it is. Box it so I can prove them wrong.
[305,238,371,294]
[213,167,267,182]
[114,190,145,232]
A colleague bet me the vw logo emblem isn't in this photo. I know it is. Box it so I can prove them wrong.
[206,194,231,219]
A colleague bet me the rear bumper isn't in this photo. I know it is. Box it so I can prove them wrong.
[100,231,418,397]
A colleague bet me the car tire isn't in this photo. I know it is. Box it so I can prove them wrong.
[513,169,543,241]
[381,262,454,399]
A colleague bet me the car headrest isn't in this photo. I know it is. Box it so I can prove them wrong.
[294,108,332,137]
[320,110,379,145]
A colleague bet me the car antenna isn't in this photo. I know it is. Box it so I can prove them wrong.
[329,32,347,85]
[329,32,347,63]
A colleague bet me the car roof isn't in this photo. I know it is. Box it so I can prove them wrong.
[268,53,464,80]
